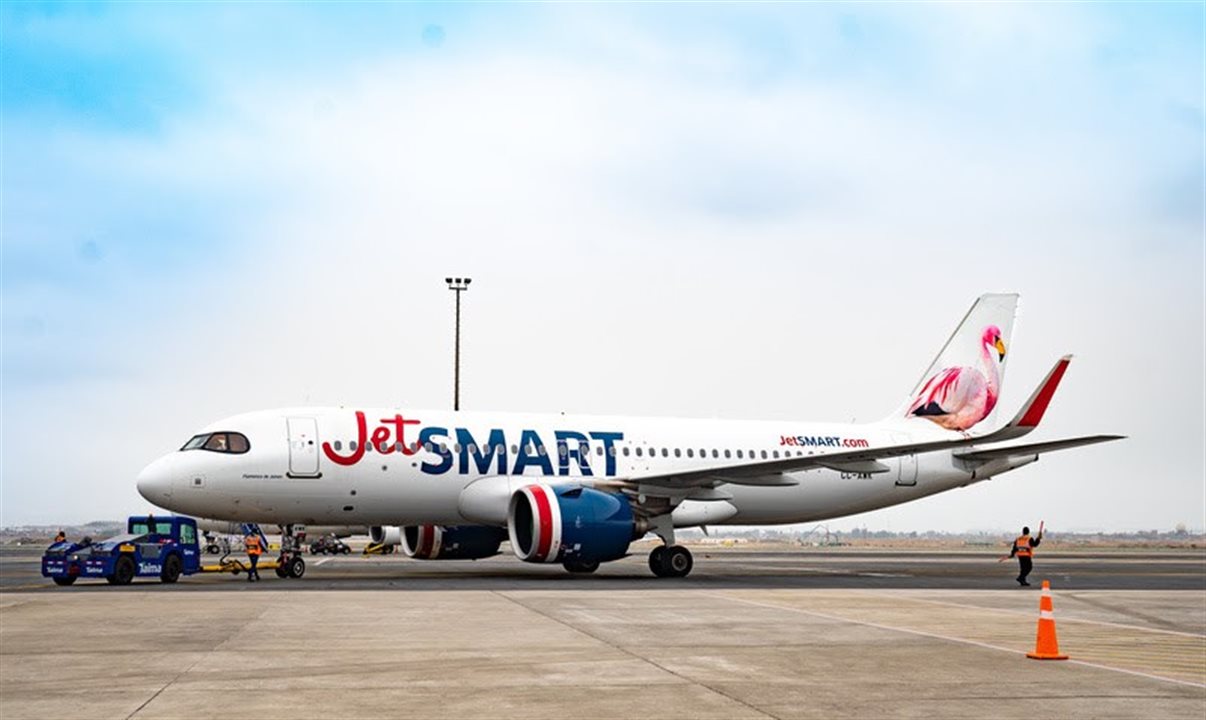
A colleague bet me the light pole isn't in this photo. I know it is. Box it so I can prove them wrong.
[445,277,471,411]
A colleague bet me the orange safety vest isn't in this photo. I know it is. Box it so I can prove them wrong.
[245,536,263,556]
[1015,535,1033,558]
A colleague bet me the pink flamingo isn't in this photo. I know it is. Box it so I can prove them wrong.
[908,325,1007,431]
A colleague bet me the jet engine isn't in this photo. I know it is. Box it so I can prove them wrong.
[507,484,636,565]
[369,526,402,546]
[401,525,507,560]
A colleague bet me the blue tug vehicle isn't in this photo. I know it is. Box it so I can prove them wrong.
[42,516,202,585]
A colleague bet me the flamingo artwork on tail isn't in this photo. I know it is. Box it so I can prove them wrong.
[908,325,1007,431]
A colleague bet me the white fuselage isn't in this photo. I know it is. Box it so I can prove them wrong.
[137,407,982,528]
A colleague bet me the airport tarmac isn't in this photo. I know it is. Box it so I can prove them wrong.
[2,546,1203,718]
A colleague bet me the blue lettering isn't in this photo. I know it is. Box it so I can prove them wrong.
[554,430,592,477]
[456,428,508,475]
[419,427,453,475]
[512,429,554,476]
[590,431,624,476]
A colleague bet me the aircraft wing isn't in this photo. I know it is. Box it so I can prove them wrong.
[616,355,1107,498]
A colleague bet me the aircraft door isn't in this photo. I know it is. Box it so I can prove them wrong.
[287,417,321,478]
[896,454,918,487]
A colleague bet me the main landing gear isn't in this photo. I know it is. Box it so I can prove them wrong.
[649,545,693,578]
[644,515,693,578]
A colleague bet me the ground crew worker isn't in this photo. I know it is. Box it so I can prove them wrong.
[244,531,263,582]
[53,530,66,544]
[1010,525,1042,586]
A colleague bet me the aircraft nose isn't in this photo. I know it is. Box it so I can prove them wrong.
[136,455,175,505]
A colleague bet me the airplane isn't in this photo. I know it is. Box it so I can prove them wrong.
[136,294,1123,578]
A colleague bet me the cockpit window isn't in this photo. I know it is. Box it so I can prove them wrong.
[181,434,209,451]
[180,432,251,454]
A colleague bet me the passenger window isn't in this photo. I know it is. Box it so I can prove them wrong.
[366,442,373,453]
[712,449,719,458]
[538,445,547,456]
[596,446,603,456]
[559,445,568,457]
[334,440,343,451]
[424,442,433,452]
[350,441,359,452]
[736,450,743,459]
[412,442,421,453]
[466,444,476,454]
[609,447,617,457]
[622,447,630,456]
[635,447,643,457]
[661,448,668,457]
[761,450,768,459]
[686,449,694,458]
[723,449,730,459]
[773,451,780,459]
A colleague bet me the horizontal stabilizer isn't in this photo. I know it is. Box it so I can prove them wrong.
[955,435,1124,462]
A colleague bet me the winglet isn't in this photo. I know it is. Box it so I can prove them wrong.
[1006,355,1072,431]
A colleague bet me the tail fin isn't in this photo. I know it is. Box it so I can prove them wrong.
[891,293,1020,431]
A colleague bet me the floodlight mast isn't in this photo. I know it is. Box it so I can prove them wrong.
[445,277,471,411]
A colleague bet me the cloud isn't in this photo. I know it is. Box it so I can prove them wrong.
[2,3,1201,530]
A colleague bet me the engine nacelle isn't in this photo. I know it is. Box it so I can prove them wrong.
[369,526,402,546]
[507,484,635,564]
[402,525,506,560]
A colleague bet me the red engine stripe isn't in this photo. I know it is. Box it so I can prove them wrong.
[531,486,554,561]
[418,526,434,558]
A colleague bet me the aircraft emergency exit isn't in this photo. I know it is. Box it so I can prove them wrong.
[137,294,1122,578]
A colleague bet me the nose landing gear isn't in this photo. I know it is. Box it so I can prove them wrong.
[273,524,306,579]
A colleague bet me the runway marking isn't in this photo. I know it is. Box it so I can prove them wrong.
[708,593,1206,690]
[897,595,1206,639]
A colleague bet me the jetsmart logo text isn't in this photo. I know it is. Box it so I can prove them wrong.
[780,435,870,448]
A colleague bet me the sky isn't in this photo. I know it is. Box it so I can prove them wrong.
[2,1,1203,533]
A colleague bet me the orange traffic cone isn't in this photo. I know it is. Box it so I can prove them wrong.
[1026,580,1069,660]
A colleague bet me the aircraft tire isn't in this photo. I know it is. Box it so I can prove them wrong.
[52,576,76,586]
[649,546,669,577]
[563,559,600,574]
[665,546,693,578]
[287,556,305,579]
[274,564,288,578]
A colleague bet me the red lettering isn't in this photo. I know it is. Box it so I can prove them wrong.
[322,411,367,466]
[371,426,392,453]
[321,411,425,465]
[382,414,421,455]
